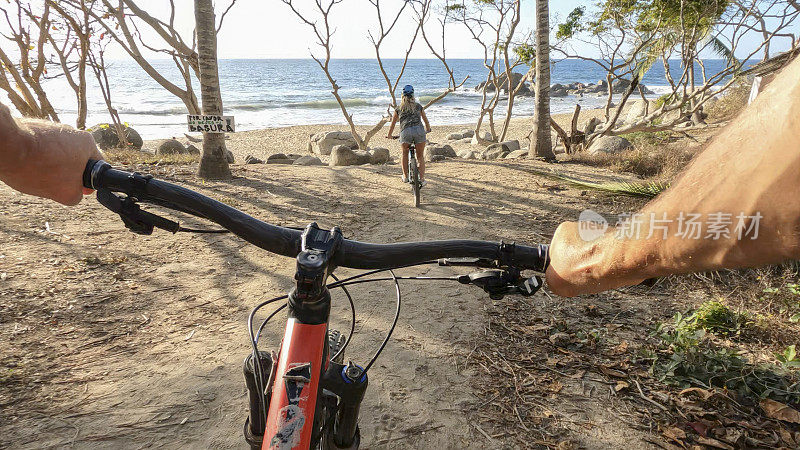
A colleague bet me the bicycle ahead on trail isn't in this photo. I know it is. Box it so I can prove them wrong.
[82,159,549,449]
[391,136,422,207]
[407,142,423,207]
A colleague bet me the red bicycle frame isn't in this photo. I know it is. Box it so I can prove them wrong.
[262,319,329,449]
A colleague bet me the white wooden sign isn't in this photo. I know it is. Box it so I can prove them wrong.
[187,115,235,133]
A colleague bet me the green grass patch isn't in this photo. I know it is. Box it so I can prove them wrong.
[760,281,800,322]
[620,130,672,147]
[653,93,678,109]
[104,148,200,165]
[682,300,751,336]
[646,301,800,405]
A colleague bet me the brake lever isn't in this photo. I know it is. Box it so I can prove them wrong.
[457,268,543,300]
[516,275,543,296]
[96,189,180,235]
[438,257,498,268]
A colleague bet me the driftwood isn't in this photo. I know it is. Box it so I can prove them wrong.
[549,104,585,154]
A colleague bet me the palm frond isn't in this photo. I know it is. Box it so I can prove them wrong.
[705,35,738,67]
[633,48,659,80]
[556,177,670,198]
[526,168,670,198]
[631,33,677,79]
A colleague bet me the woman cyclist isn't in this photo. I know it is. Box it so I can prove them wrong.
[386,85,432,185]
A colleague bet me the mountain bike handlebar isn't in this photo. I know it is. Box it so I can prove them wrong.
[83,159,549,272]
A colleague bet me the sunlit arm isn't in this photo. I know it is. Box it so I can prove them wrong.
[0,102,103,206]
[421,109,431,133]
[386,111,399,138]
[546,56,800,297]
[0,103,34,176]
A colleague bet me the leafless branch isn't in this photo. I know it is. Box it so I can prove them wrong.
[217,0,239,33]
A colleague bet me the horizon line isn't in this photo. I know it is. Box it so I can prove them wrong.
[104,56,748,62]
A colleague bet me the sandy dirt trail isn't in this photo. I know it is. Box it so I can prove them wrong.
[1,155,670,449]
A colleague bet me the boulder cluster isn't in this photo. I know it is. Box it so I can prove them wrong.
[87,124,235,162]
[244,153,324,166]
[155,139,200,156]
[427,128,531,161]
[306,131,392,167]
[549,79,655,98]
[475,74,654,98]
[586,135,633,155]
[88,123,144,150]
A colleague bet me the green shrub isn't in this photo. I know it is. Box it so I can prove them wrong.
[683,300,750,336]
[648,307,800,405]
[706,78,751,119]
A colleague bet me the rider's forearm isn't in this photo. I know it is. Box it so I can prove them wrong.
[546,56,800,296]
[0,101,102,205]
[421,112,431,131]
[0,103,34,177]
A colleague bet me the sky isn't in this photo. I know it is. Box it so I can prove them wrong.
[102,0,798,61]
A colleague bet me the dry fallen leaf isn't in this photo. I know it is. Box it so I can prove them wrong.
[661,426,686,443]
[614,381,629,392]
[546,357,561,367]
[599,366,627,378]
[556,441,577,450]
[696,436,733,450]
[583,304,599,317]
[570,369,586,379]
[687,421,709,437]
[760,399,800,424]
[721,428,742,445]
[526,324,552,332]
[679,387,713,400]
[612,340,629,355]
[779,428,796,446]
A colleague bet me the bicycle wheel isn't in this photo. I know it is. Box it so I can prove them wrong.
[410,158,421,207]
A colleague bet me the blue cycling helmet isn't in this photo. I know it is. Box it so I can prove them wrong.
[402,85,414,96]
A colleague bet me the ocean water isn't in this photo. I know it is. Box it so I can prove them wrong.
[40,58,738,139]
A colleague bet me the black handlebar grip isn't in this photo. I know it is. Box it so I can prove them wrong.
[512,244,549,272]
[83,159,111,190]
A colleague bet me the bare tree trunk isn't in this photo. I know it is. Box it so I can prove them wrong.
[0,48,42,117]
[76,10,89,129]
[0,2,57,121]
[195,0,231,180]
[48,1,89,129]
[531,0,555,161]
[76,0,202,115]
[89,44,129,148]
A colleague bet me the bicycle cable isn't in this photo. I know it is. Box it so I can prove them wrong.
[360,269,400,375]
[329,273,356,362]
[247,294,288,423]
[255,303,287,344]
[328,275,458,289]
[246,261,456,420]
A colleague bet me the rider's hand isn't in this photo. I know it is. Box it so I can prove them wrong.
[546,222,648,297]
[426,127,431,133]
[0,107,103,206]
